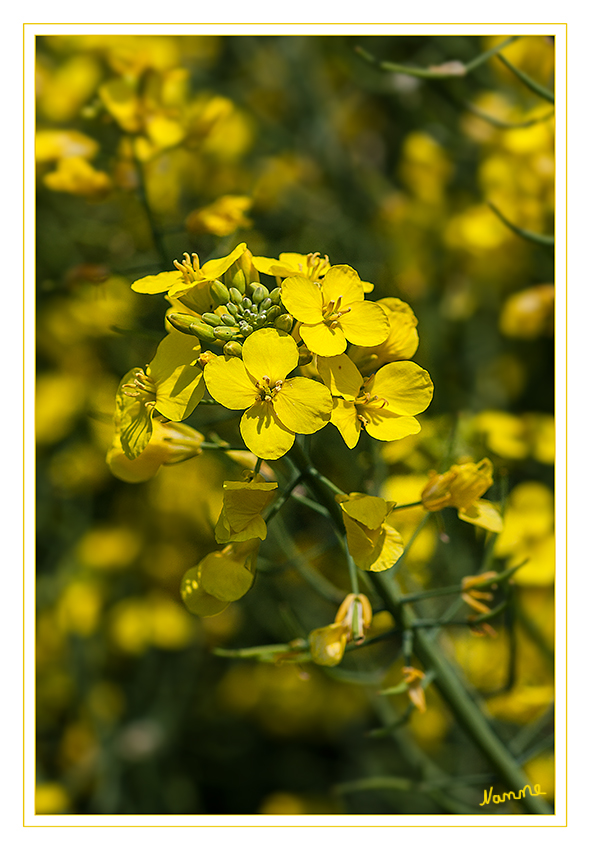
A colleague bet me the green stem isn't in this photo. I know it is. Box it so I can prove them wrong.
[487,201,554,247]
[496,52,555,103]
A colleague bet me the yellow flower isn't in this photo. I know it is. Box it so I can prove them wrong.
[499,284,554,339]
[186,195,253,237]
[337,493,404,572]
[421,459,503,533]
[317,353,433,449]
[180,540,259,617]
[309,593,373,667]
[215,474,278,543]
[131,242,248,303]
[204,328,332,460]
[107,418,205,482]
[348,297,419,373]
[281,265,388,356]
[253,251,332,282]
[114,330,204,460]
[43,156,111,199]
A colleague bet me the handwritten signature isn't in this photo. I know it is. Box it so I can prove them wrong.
[480,784,547,806]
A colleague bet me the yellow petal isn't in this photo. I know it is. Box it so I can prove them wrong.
[132,270,184,294]
[204,355,258,410]
[330,398,361,448]
[300,321,347,356]
[338,300,389,347]
[180,566,229,617]
[199,551,255,602]
[370,360,434,415]
[241,327,298,385]
[365,525,404,572]
[321,265,364,306]
[148,331,204,421]
[459,500,503,533]
[281,275,324,324]
[240,401,295,460]
[317,354,362,400]
[272,377,332,435]
[309,623,348,667]
[339,494,388,529]
[200,242,248,281]
[363,409,422,442]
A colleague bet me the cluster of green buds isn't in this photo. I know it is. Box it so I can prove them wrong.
[167,259,294,358]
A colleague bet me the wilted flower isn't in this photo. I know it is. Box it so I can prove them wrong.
[215,474,278,543]
[309,593,373,667]
[421,459,503,533]
[180,539,260,618]
[107,418,204,482]
[337,493,404,572]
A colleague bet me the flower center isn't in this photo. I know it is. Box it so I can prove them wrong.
[298,251,330,282]
[322,295,352,328]
[173,252,202,284]
[122,369,157,410]
[255,375,283,403]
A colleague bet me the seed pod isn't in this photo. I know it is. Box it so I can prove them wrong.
[269,287,282,305]
[223,341,243,358]
[266,305,281,323]
[221,313,237,327]
[213,325,241,341]
[252,285,270,304]
[229,287,243,305]
[274,313,294,333]
[202,312,223,327]
[210,280,230,306]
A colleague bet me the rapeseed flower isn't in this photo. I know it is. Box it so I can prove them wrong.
[204,328,332,460]
[215,474,278,543]
[186,195,253,237]
[317,353,433,448]
[337,493,404,572]
[281,265,388,356]
[180,539,260,617]
[348,297,419,373]
[309,593,373,667]
[114,330,204,460]
[421,459,503,533]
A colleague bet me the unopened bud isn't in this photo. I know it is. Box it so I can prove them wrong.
[210,280,230,306]
[167,312,215,342]
[214,325,241,341]
[266,305,281,323]
[269,287,281,305]
[198,351,217,367]
[228,268,247,295]
[274,313,294,333]
[229,287,244,305]
[259,297,273,312]
[252,285,270,304]
[223,341,243,358]
[202,312,223,327]
[221,313,237,327]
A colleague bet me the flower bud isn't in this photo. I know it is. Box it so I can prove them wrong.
[269,287,282,304]
[210,280,230,306]
[221,313,237,327]
[251,284,270,304]
[229,287,243,305]
[214,325,241,341]
[223,341,243,358]
[228,268,247,295]
[274,313,294,333]
[167,312,216,343]
[202,312,223,327]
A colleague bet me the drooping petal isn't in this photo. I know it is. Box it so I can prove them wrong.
[309,623,348,667]
[199,550,255,602]
[300,321,347,356]
[320,265,364,307]
[272,377,332,435]
[115,369,154,460]
[459,500,503,533]
[240,400,295,460]
[366,525,404,572]
[370,360,434,415]
[147,331,204,421]
[180,565,229,617]
[363,408,422,442]
[281,275,324,324]
[204,355,258,410]
[338,300,390,347]
[339,494,388,529]
[241,327,299,385]
[330,398,361,448]
[317,354,362,401]
[215,479,278,543]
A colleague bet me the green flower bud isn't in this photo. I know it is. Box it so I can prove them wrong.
[252,285,270,304]
[221,313,237,327]
[266,305,281,323]
[228,268,247,295]
[223,341,243,358]
[210,280,230,306]
[214,325,241,341]
[167,312,216,343]
[259,297,273,312]
[229,287,244,305]
[242,297,253,310]
[269,287,282,305]
[227,301,240,317]
[274,313,294,333]
[202,312,223,327]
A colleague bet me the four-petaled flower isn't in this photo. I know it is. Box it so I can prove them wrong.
[421,458,503,533]
[317,352,433,449]
[204,328,332,460]
[281,265,389,356]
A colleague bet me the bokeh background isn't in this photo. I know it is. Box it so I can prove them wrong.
[35,33,555,815]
